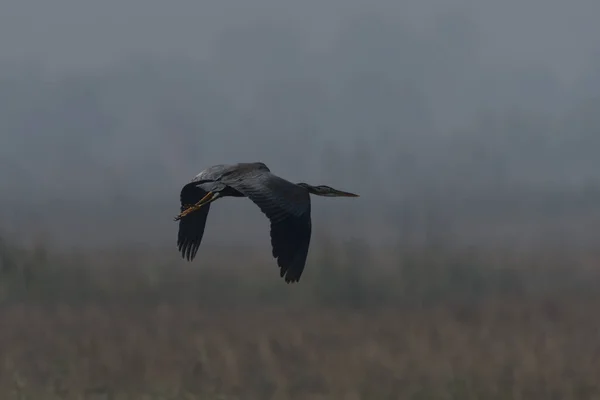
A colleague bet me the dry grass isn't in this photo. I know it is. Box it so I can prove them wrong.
[0,300,599,399]
[1,239,600,399]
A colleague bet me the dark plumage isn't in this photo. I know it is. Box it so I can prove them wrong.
[174,162,359,283]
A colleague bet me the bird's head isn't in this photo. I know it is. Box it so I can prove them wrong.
[297,183,359,197]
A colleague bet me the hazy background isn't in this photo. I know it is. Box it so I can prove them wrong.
[1,2,600,397]
[1,0,600,251]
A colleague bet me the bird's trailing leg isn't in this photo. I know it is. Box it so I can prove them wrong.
[174,191,219,221]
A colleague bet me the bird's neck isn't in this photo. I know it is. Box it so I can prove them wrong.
[296,183,325,196]
[296,182,316,193]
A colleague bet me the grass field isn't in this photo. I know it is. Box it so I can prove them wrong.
[1,238,600,399]
[1,300,600,399]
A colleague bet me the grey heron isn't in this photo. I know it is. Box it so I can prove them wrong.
[174,162,359,283]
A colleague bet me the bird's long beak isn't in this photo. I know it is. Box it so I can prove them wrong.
[331,189,359,197]
[174,191,217,221]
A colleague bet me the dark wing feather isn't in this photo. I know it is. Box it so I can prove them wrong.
[177,182,211,261]
[222,170,311,283]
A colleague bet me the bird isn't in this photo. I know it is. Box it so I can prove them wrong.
[174,162,359,283]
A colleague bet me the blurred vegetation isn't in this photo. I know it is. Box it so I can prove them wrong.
[0,234,596,308]
[1,236,600,399]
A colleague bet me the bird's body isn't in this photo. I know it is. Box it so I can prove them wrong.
[175,162,359,283]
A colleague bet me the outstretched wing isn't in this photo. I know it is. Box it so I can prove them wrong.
[177,182,212,261]
[222,169,311,283]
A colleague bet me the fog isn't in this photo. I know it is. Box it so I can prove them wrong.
[1,0,600,250]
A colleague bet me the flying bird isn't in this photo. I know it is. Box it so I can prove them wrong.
[174,162,359,283]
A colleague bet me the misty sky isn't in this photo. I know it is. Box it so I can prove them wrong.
[1,0,600,249]
[1,0,599,82]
